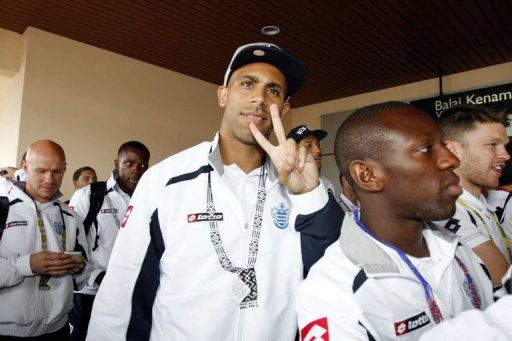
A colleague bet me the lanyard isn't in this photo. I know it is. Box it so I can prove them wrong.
[92,188,122,251]
[31,199,66,290]
[353,211,481,323]
[105,193,121,229]
[457,198,512,263]
[206,162,267,307]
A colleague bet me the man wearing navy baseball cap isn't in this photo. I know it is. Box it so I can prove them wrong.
[88,43,342,340]
[288,125,337,195]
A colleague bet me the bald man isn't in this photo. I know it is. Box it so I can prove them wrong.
[0,140,91,340]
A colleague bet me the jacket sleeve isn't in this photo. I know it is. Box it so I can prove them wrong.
[290,182,344,276]
[420,295,512,340]
[87,169,161,341]
[70,212,94,290]
[296,276,376,341]
[68,186,91,221]
[0,254,33,289]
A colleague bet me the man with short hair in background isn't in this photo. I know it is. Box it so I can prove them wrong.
[72,166,98,190]
[0,140,90,340]
[436,105,511,286]
[68,141,150,341]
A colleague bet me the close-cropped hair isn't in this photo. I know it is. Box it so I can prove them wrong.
[117,141,150,160]
[437,104,509,142]
[73,166,95,181]
[334,101,412,184]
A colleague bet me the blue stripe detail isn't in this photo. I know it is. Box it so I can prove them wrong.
[166,165,213,187]
[353,268,368,293]
[127,209,165,341]
[8,198,22,206]
[296,192,343,277]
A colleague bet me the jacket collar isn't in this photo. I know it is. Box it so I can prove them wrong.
[207,132,278,183]
[340,213,459,275]
[459,189,494,212]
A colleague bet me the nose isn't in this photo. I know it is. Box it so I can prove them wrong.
[497,145,510,161]
[250,87,267,108]
[438,145,460,170]
[132,164,143,176]
[311,144,321,155]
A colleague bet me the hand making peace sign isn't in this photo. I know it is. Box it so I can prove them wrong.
[249,103,320,194]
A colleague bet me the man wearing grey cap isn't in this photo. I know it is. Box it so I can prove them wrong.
[87,43,342,340]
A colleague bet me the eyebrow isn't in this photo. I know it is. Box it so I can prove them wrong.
[236,74,285,91]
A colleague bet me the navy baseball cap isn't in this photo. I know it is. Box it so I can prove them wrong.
[287,125,327,143]
[223,42,309,97]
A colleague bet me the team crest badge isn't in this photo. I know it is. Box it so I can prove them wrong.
[271,203,290,229]
[54,221,64,235]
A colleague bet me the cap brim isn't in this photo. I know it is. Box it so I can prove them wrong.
[228,45,308,97]
[310,130,328,141]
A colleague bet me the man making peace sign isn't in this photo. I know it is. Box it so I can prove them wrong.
[87,42,342,341]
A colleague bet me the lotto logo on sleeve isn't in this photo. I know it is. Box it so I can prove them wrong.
[187,212,223,223]
[394,311,431,336]
[121,205,134,228]
[301,317,329,341]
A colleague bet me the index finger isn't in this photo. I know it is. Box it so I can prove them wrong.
[270,104,287,146]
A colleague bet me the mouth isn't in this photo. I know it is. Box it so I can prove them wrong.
[242,112,267,125]
[491,164,505,176]
[444,177,462,197]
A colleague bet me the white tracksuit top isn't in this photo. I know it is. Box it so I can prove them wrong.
[87,133,341,341]
[297,213,496,341]
[0,184,91,337]
[69,174,130,295]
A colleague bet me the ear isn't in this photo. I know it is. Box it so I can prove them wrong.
[114,159,120,170]
[23,163,28,172]
[217,86,228,108]
[349,160,384,193]
[444,140,462,159]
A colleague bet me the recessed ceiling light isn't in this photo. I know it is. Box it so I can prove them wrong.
[261,26,280,36]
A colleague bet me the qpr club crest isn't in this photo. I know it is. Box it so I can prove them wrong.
[271,203,290,229]
[53,221,64,235]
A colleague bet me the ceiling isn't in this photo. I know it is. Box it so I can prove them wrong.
[1,0,511,107]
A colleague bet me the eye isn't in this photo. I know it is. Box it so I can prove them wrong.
[268,88,280,96]
[241,81,253,89]
[417,145,432,153]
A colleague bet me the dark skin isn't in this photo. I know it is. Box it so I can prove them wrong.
[115,147,149,196]
[351,108,462,257]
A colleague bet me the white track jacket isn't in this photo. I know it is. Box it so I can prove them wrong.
[297,213,496,341]
[0,184,91,337]
[87,133,342,341]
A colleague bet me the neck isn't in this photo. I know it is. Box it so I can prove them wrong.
[25,188,51,204]
[219,133,265,174]
[359,204,429,257]
[458,176,482,198]
[117,180,133,197]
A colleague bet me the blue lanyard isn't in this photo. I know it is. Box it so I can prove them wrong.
[353,211,444,324]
